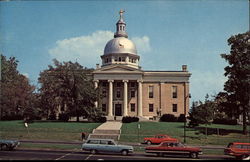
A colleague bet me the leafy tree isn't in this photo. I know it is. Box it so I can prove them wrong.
[0,54,35,120]
[221,31,250,134]
[38,59,101,122]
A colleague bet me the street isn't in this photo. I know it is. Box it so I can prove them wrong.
[0,148,235,160]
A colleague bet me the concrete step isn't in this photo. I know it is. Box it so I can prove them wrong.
[93,129,121,134]
[88,134,120,141]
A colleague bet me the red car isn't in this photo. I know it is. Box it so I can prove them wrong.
[224,142,250,159]
[143,134,178,145]
[145,141,203,159]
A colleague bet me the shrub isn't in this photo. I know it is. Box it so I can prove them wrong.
[95,116,107,123]
[122,116,139,123]
[58,113,70,122]
[47,114,57,120]
[177,114,186,122]
[159,114,177,122]
[213,118,237,125]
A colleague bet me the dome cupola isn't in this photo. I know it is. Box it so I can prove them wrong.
[101,10,140,69]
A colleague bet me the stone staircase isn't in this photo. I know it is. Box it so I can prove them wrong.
[88,121,122,141]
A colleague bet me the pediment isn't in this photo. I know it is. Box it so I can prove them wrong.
[93,65,142,73]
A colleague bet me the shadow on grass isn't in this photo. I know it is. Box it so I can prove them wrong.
[194,127,243,136]
[177,125,244,136]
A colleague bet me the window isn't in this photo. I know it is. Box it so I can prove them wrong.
[116,82,121,87]
[149,86,154,98]
[122,57,125,61]
[87,140,99,144]
[102,89,107,97]
[116,89,121,98]
[149,104,154,112]
[102,104,106,112]
[119,57,122,62]
[60,105,65,111]
[100,140,108,145]
[172,104,177,112]
[130,103,135,112]
[108,141,115,145]
[130,90,135,98]
[102,82,107,87]
[172,86,177,98]
[130,82,135,87]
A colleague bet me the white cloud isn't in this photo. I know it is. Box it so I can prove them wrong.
[49,31,113,68]
[48,31,152,68]
[131,36,151,53]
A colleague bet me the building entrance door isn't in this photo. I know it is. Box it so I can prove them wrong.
[115,104,122,116]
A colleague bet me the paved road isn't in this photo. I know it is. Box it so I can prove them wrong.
[0,148,235,160]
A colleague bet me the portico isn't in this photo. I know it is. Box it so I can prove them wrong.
[93,78,143,118]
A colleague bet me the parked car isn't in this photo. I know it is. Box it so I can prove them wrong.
[224,142,250,159]
[143,134,178,145]
[0,139,20,151]
[145,141,202,158]
[81,138,134,156]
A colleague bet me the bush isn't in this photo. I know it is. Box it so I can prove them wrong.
[58,113,70,122]
[159,114,177,122]
[122,116,139,123]
[47,114,57,120]
[2,114,23,120]
[177,114,186,122]
[95,116,107,123]
[213,118,237,125]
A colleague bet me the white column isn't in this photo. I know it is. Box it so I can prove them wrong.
[123,80,128,116]
[94,80,99,108]
[108,80,114,116]
[137,80,143,117]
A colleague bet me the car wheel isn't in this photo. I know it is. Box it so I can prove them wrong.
[0,144,8,151]
[190,152,198,159]
[241,154,249,160]
[121,150,128,156]
[147,141,152,145]
[90,149,97,154]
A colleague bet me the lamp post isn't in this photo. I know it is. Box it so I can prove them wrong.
[184,82,191,143]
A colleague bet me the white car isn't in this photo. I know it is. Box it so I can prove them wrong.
[82,139,133,155]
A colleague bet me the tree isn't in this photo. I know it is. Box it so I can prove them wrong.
[188,95,216,124]
[221,31,250,134]
[188,95,216,137]
[38,59,101,122]
[0,54,35,120]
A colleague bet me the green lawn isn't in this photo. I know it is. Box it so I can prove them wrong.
[0,120,101,141]
[0,120,249,148]
[120,122,250,146]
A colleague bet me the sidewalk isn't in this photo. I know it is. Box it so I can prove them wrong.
[95,121,122,130]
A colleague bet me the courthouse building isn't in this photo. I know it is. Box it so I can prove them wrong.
[92,10,191,120]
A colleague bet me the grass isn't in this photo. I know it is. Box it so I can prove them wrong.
[120,122,250,146]
[1,120,249,153]
[0,120,102,141]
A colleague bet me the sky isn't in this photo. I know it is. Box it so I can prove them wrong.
[0,0,249,103]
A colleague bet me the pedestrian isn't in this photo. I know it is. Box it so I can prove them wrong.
[81,132,85,141]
